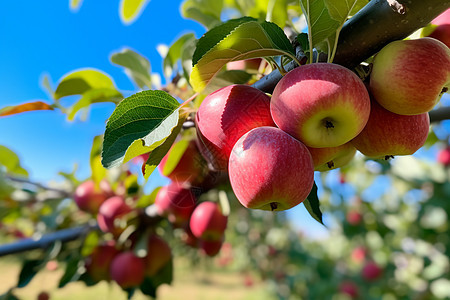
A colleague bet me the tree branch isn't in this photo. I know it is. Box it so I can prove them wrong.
[429,107,450,123]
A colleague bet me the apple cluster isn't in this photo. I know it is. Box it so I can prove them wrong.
[195,37,450,212]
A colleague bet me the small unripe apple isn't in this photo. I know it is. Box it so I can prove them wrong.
[308,143,356,171]
[154,182,196,226]
[438,146,450,166]
[144,235,172,277]
[189,201,227,240]
[74,180,113,214]
[229,127,314,211]
[362,261,383,281]
[351,99,430,159]
[158,139,206,184]
[195,84,275,171]
[271,63,370,148]
[85,242,120,282]
[370,37,450,115]
[97,196,132,235]
[339,281,358,299]
[110,251,145,289]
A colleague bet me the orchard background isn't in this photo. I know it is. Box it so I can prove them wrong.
[1,0,450,299]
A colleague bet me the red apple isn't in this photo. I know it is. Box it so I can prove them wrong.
[308,142,356,171]
[229,127,314,211]
[339,281,359,299]
[181,226,200,248]
[271,63,370,148]
[351,99,430,159]
[195,84,275,171]
[227,58,262,72]
[97,196,132,234]
[189,201,227,240]
[37,291,50,300]
[85,242,120,282]
[74,180,112,214]
[347,210,363,226]
[154,182,196,226]
[200,239,224,257]
[428,25,450,48]
[362,261,383,281]
[351,246,367,264]
[158,139,206,184]
[438,146,450,166]
[144,235,172,277]
[110,251,145,289]
[370,37,450,115]
[431,8,450,26]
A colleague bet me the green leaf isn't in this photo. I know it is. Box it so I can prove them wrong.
[81,231,100,257]
[70,0,83,11]
[0,290,20,300]
[139,258,173,297]
[142,117,185,180]
[163,33,196,79]
[190,17,296,92]
[0,146,28,177]
[111,48,152,89]
[136,187,161,208]
[181,0,223,29]
[58,257,82,288]
[101,90,181,169]
[17,260,43,288]
[67,88,122,121]
[303,183,324,225]
[160,139,190,176]
[54,69,121,100]
[89,135,107,184]
[119,0,150,24]
[0,101,53,118]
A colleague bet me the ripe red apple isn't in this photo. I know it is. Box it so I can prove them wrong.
[351,246,367,264]
[271,63,370,148]
[229,126,314,211]
[351,99,430,159]
[432,8,450,26]
[181,226,200,248]
[158,139,206,184]
[154,182,196,226]
[370,37,450,115]
[339,281,358,299]
[438,146,450,166]
[195,84,275,171]
[308,142,356,171]
[362,261,383,281]
[189,201,227,240]
[347,210,363,225]
[85,242,120,282]
[74,180,112,214]
[97,196,132,234]
[227,58,262,72]
[110,251,145,289]
[427,25,450,48]
[200,238,224,257]
[144,235,172,277]
[37,291,50,300]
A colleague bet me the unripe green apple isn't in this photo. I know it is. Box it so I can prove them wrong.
[370,37,450,115]
[110,251,145,289]
[74,180,112,214]
[97,196,132,235]
[229,126,314,211]
[189,201,227,240]
[85,242,119,282]
[144,235,172,277]
[271,63,370,148]
[307,142,356,171]
[154,182,196,226]
[195,84,275,171]
[351,99,430,159]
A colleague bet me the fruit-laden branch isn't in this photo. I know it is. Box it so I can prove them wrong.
[252,0,450,93]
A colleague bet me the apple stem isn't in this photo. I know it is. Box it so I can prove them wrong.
[270,202,278,211]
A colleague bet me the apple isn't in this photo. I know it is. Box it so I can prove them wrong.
[431,8,450,26]
[110,251,145,289]
[158,139,206,184]
[181,226,200,248]
[85,242,119,282]
[227,58,262,72]
[307,142,356,171]
[74,180,113,214]
[351,99,430,159]
[338,281,358,299]
[228,126,314,211]
[200,239,223,257]
[427,25,450,48]
[347,210,363,225]
[438,146,450,166]
[195,84,275,171]
[362,261,383,281]
[37,291,50,300]
[370,37,450,115]
[144,235,172,277]
[154,182,197,226]
[271,63,370,148]
[189,201,227,240]
[97,196,132,235]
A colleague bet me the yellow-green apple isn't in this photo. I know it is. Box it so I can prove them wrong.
[228,126,314,211]
[154,182,196,226]
[200,238,224,257]
[144,235,172,277]
[361,261,383,281]
[110,251,145,289]
[158,139,206,184]
[189,201,227,240]
[351,99,430,159]
[85,242,119,282]
[195,84,275,171]
[96,196,132,235]
[74,180,113,214]
[370,37,450,115]
[307,142,356,171]
[271,63,370,148]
